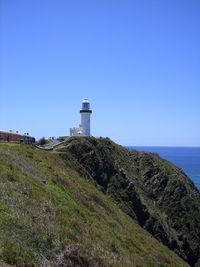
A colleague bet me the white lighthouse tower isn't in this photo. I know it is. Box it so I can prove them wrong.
[69,98,92,137]
[80,98,92,136]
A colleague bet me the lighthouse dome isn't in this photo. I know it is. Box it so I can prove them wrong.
[82,98,90,104]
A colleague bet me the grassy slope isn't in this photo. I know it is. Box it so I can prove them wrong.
[0,144,188,267]
[56,137,200,266]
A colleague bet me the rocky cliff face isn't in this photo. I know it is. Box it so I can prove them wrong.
[58,137,200,266]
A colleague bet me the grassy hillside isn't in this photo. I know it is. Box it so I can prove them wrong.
[0,143,188,267]
[57,137,200,267]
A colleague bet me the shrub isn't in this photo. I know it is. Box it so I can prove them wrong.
[37,137,47,146]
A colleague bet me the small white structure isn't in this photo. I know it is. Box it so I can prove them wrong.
[70,127,84,136]
[70,98,92,137]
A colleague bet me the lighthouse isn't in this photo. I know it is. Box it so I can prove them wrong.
[80,98,92,136]
[70,98,92,137]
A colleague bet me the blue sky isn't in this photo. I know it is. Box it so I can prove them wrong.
[0,0,200,146]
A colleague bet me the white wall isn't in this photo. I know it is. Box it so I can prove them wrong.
[81,113,91,136]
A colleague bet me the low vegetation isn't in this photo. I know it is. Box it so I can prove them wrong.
[0,142,188,267]
[37,137,53,146]
[57,137,200,267]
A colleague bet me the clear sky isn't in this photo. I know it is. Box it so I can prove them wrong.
[0,0,200,146]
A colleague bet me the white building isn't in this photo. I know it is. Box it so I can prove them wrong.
[70,99,92,137]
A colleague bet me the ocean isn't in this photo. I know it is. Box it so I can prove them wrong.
[128,146,200,189]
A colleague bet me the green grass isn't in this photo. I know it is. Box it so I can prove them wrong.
[0,143,188,266]
[58,137,200,266]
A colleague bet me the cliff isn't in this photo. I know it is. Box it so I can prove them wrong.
[57,137,200,266]
[0,143,189,267]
